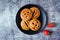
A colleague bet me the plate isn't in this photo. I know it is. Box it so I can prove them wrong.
[16,4,47,35]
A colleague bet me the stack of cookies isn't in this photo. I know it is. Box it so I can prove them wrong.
[20,7,41,31]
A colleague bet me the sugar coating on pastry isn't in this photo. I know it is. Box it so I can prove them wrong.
[29,19,41,31]
[20,8,32,21]
[21,20,30,30]
[30,7,40,19]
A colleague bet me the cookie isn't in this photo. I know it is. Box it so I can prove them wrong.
[21,20,30,30]
[30,7,40,19]
[29,19,41,31]
[20,8,32,21]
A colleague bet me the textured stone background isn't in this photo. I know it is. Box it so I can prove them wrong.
[0,0,60,40]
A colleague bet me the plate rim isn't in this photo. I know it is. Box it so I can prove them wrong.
[16,4,47,35]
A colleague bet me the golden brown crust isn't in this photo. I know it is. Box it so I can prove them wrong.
[20,7,41,31]
[29,19,41,31]
[21,20,30,30]
[20,8,32,21]
[30,7,40,19]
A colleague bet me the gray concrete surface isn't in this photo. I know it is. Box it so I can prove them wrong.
[0,0,60,40]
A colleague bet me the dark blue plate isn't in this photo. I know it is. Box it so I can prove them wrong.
[16,4,47,35]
